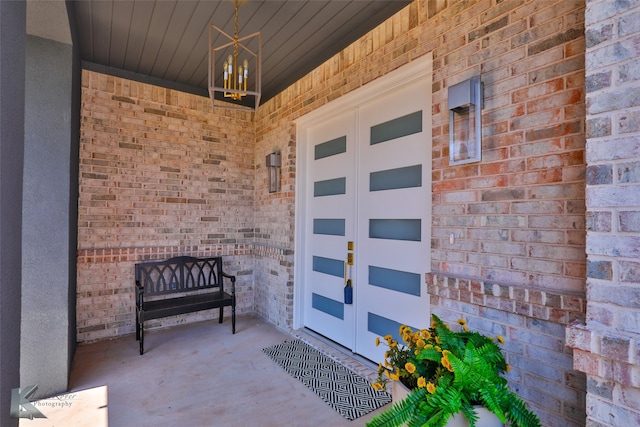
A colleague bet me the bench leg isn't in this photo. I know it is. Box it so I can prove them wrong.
[139,315,144,355]
[139,326,144,355]
[232,298,236,334]
[219,306,223,324]
[135,309,140,341]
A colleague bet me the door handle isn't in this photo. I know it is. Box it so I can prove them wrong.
[344,262,349,286]
[344,242,354,304]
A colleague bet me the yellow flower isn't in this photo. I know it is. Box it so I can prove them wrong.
[457,318,466,326]
[384,334,393,343]
[402,333,410,343]
[389,370,400,381]
[427,382,436,394]
[399,325,406,334]
[371,382,383,391]
[375,337,381,347]
[416,338,425,348]
[463,325,469,332]
[421,330,431,340]
[389,341,397,348]
[441,355,453,372]
[405,362,416,374]
[506,364,511,373]
[417,377,426,388]
[384,360,391,368]
[378,362,384,372]
[497,335,505,344]
[435,336,442,345]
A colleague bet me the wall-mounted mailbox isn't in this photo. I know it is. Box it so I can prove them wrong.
[449,76,483,165]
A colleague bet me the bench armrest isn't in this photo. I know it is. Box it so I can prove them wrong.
[221,271,236,294]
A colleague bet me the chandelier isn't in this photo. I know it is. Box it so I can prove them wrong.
[209,0,261,111]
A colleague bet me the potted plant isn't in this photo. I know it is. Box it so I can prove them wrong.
[368,314,541,427]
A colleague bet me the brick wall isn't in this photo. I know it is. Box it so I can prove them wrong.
[253,120,296,330]
[77,71,256,342]
[78,1,592,424]
[255,1,587,425]
[566,1,640,425]
[430,275,586,426]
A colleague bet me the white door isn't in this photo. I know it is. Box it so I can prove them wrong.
[354,79,431,362]
[300,62,432,362]
[302,110,357,349]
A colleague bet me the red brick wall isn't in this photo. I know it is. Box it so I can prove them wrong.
[255,1,587,425]
[428,0,586,292]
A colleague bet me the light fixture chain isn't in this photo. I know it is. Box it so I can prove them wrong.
[210,0,260,110]
[232,0,240,94]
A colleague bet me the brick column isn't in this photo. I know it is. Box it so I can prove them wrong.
[566,1,640,425]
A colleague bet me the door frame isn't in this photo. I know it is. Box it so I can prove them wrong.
[293,53,433,331]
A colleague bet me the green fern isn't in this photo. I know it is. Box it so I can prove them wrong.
[366,388,427,427]
[367,314,541,427]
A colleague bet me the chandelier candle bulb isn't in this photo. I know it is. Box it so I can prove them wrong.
[243,59,248,90]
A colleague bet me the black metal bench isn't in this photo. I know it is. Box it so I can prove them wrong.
[135,256,236,355]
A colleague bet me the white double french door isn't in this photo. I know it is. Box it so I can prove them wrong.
[297,58,432,362]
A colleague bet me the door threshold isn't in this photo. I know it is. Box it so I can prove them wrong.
[290,327,379,383]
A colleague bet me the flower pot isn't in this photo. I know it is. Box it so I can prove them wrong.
[391,381,504,427]
[448,407,504,427]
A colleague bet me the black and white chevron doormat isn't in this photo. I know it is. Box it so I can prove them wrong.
[262,339,391,421]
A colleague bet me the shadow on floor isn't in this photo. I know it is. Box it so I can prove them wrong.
[32,315,390,427]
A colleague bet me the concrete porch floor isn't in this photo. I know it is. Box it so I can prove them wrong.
[60,315,389,426]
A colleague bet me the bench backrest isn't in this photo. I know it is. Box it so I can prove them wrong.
[135,256,225,297]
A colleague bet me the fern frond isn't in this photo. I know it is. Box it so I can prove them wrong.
[477,384,507,423]
[415,346,445,363]
[422,384,465,420]
[474,341,507,369]
[366,388,427,427]
[457,404,479,427]
[503,390,542,427]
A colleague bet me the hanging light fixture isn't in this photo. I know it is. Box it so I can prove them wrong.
[209,0,261,111]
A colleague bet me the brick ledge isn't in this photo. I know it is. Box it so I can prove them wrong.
[77,244,250,262]
[77,242,294,263]
[427,272,586,326]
